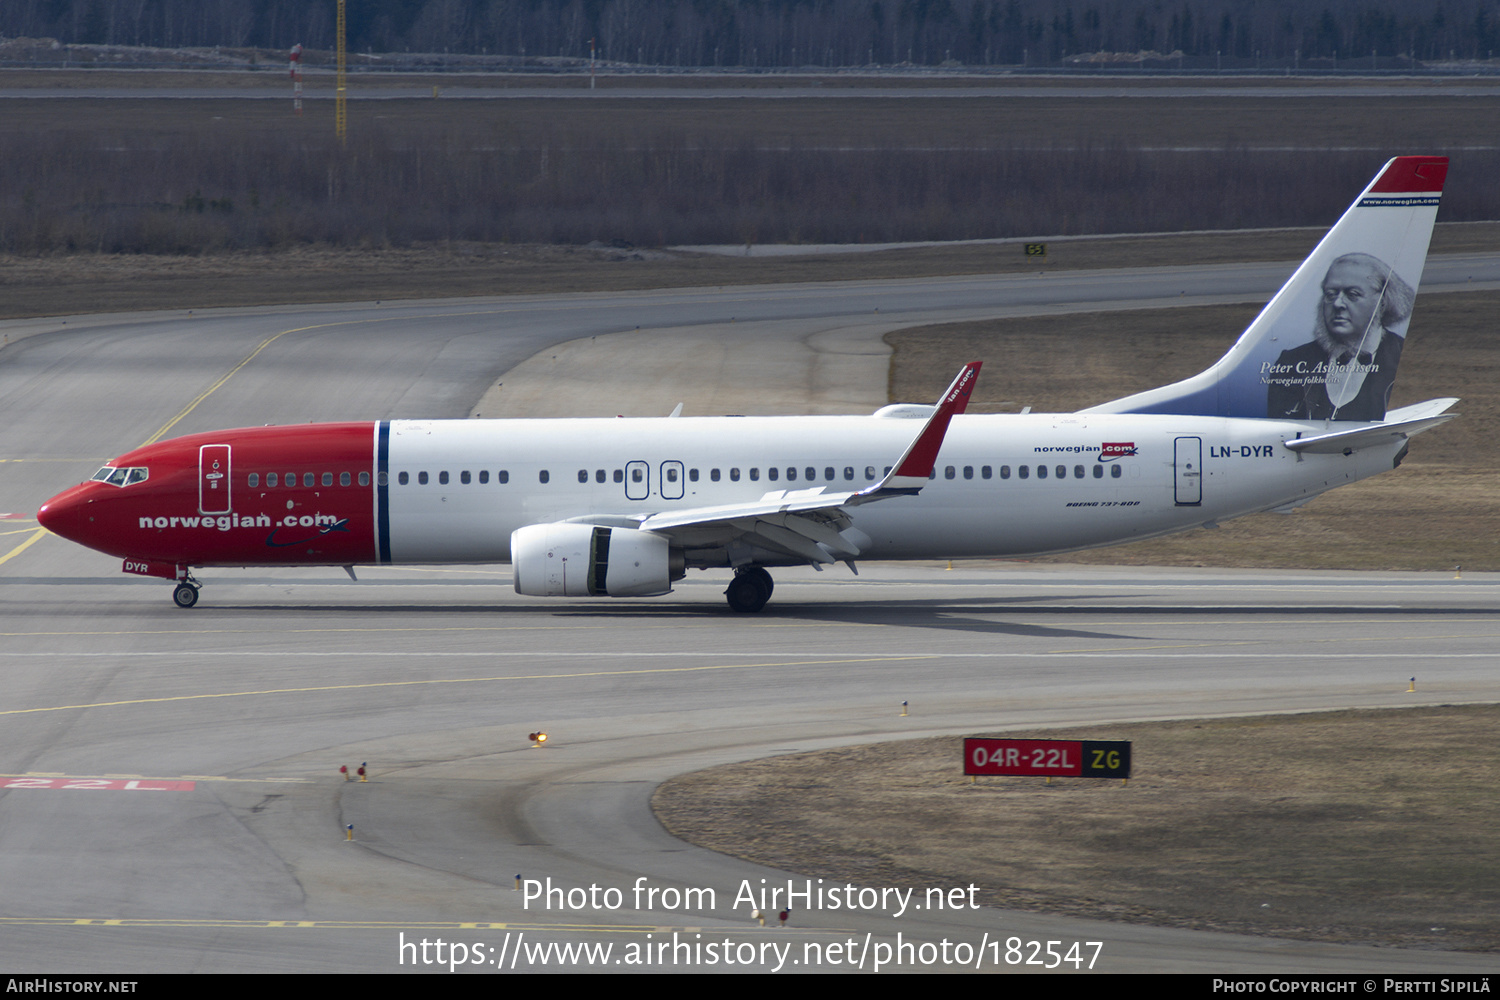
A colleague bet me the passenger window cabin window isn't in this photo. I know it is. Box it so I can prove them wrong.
[613,469,623,483]
[730,468,741,481]
[267,473,278,487]
[825,467,835,481]
[322,472,333,486]
[689,469,699,482]
[539,470,550,484]
[1111,465,1122,479]
[865,466,876,480]
[1019,466,1030,479]
[711,469,721,482]
[285,472,295,486]
[438,471,449,485]
[982,466,992,479]
[375,472,386,486]
[578,470,589,484]
[631,468,643,483]
[768,468,778,481]
[418,471,428,485]
[1038,465,1048,479]
[1093,465,1103,478]
[248,473,259,487]
[399,472,409,485]
[1074,465,1085,479]
[998,466,1009,479]
[928,469,936,480]
[596,470,606,483]
[844,467,854,481]
[963,466,973,480]
[750,468,760,481]
[304,473,314,487]
[945,466,956,479]
[807,467,817,481]
[341,472,352,486]
[884,466,892,476]
[667,468,678,483]
[1056,465,1066,479]
[360,472,371,486]
[499,470,509,484]
[460,471,471,484]
[479,470,489,484]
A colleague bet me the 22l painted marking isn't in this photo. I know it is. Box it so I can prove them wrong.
[2,778,196,791]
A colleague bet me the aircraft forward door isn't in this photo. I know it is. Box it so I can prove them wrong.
[625,461,649,501]
[660,461,684,500]
[1174,436,1202,506]
[199,444,232,514]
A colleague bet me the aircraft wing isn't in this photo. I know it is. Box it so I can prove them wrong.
[627,362,981,566]
[636,489,865,564]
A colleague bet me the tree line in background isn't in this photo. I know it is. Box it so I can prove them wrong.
[3,0,1499,68]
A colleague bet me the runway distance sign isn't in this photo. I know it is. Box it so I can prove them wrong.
[964,738,1131,779]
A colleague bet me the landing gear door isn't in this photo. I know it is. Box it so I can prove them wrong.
[199,444,232,515]
[1174,436,1202,506]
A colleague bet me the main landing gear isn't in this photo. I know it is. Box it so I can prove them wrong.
[171,573,201,609]
[725,566,774,613]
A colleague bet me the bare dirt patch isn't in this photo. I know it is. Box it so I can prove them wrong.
[653,706,1500,951]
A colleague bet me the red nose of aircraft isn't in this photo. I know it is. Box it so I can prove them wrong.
[37,482,110,553]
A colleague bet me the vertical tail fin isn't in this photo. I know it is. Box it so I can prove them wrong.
[1086,156,1448,421]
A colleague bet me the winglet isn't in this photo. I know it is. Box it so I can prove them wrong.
[854,362,980,501]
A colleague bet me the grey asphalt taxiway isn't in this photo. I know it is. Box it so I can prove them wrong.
[1,269,1497,974]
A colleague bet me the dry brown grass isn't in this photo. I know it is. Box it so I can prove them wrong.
[654,706,1500,950]
[9,89,1500,151]
[4,90,1499,252]
[4,222,1497,320]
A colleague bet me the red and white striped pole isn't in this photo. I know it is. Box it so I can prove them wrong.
[290,43,303,116]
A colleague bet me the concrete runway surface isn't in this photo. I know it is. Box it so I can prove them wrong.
[1,267,1497,974]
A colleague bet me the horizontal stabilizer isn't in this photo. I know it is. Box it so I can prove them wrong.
[1283,398,1458,454]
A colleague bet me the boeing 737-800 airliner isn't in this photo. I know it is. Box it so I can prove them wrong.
[38,156,1457,612]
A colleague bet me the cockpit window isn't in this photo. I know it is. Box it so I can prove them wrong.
[92,466,148,487]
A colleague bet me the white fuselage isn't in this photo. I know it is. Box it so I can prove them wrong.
[384,412,1394,565]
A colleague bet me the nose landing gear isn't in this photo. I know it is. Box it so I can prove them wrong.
[171,571,201,609]
[725,566,774,613]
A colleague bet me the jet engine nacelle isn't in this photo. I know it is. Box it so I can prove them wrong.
[511,523,679,597]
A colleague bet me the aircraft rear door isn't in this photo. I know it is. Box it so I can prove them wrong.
[1174,436,1202,506]
[199,444,232,514]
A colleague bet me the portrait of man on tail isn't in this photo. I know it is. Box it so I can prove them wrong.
[1265,252,1414,421]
